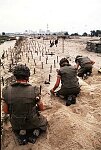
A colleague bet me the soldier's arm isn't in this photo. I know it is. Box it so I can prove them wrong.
[37,100,45,111]
[76,62,80,69]
[36,98,52,111]
[91,60,95,65]
[2,87,9,114]
[50,75,61,94]
[2,99,9,114]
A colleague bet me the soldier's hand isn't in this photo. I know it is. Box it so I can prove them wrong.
[56,69,59,73]
[36,96,41,102]
[50,89,55,95]
[44,105,52,110]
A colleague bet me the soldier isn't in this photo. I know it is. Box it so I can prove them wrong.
[50,58,80,106]
[2,64,47,145]
[75,55,95,78]
[50,40,54,47]
[55,39,58,47]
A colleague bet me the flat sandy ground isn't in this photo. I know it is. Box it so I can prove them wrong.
[1,36,101,150]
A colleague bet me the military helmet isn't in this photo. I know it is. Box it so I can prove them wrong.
[75,55,82,63]
[13,64,30,78]
[59,58,69,67]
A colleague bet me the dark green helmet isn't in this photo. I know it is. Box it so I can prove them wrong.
[75,55,82,63]
[59,58,69,67]
[13,64,30,78]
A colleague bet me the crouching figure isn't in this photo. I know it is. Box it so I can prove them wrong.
[50,58,80,106]
[2,64,47,145]
[75,55,95,79]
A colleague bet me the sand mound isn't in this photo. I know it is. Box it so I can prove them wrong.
[1,36,101,150]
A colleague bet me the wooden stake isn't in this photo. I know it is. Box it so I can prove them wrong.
[7,54,8,60]
[34,68,35,74]
[2,77,4,86]
[39,56,41,61]
[30,51,32,55]
[9,64,12,72]
[42,52,43,57]
[41,62,43,69]
[54,60,56,68]
[57,56,58,63]
[28,57,29,63]
[2,64,5,69]
[46,57,48,64]
[49,74,51,82]
[50,65,52,73]
[40,85,42,94]
[32,55,33,59]
[11,59,13,65]
[34,59,36,66]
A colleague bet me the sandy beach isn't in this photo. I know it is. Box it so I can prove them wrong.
[1,36,101,150]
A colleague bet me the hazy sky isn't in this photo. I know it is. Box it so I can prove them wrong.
[0,0,101,34]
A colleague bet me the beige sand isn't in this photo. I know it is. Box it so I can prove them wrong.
[1,36,101,150]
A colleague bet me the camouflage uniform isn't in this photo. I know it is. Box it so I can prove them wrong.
[57,65,80,97]
[77,57,92,77]
[2,82,47,131]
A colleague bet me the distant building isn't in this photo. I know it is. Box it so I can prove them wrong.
[46,29,50,35]
[39,29,45,35]
[46,24,50,34]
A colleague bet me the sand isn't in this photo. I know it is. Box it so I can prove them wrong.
[1,36,101,150]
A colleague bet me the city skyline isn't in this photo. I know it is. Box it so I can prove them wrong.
[0,0,101,34]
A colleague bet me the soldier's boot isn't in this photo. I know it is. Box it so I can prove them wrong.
[82,73,88,80]
[17,130,28,145]
[66,95,76,106]
[28,135,36,144]
[87,72,91,76]
[83,70,92,80]
[33,129,40,137]
[71,95,76,104]
[66,95,72,106]
[98,68,101,73]
[18,136,28,145]
[28,129,40,144]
